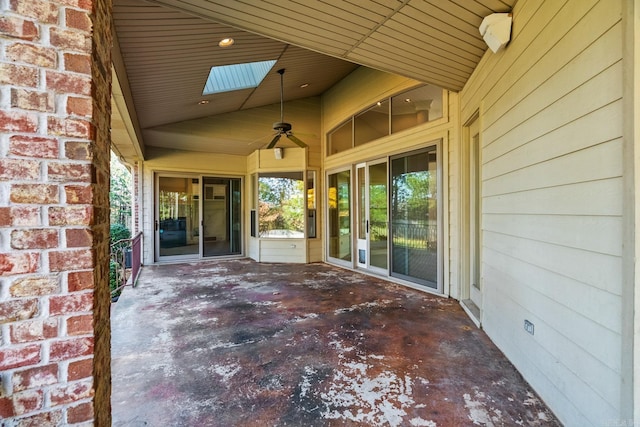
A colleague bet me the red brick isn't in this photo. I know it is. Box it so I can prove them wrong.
[67,314,92,335]
[0,253,40,277]
[63,53,91,75]
[48,206,93,226]
[10,88,54,112]
[0,208,10,226]
[49,292,92,315]
[0,109,38,133]
[0,299,38,324]
[47,116,92,138]
[67,96,92,116]
[50,380,93,406]
[67,270,93,292]
[65,8,91,32]
[65,228,92,247]
[11,229,58,250]
[0,207,41,227]
[0,396,15,418]
[12,389,43,415]
[0,16,39,41]
[10,276,59,297]
[11,184,58,204]
[12,364,58,392]
[0,158,40,180]
[0,63,38,87]
[0,344,40,370]
[45,71,90,96]
[14,410,63,427]
[49,337,93,362]
[64,141,92,160]
[6,43,57,68]
[9,0,58,24]
[68,357,92,381]
[9,135,59,159]
[48,162,91,182]
[68,401,94,423]
[49,27,91,52]
[48,249,93,271]
[65,184,93,204]
[10,318,58,343]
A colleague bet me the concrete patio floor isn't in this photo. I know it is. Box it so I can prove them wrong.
[111,259,560,426]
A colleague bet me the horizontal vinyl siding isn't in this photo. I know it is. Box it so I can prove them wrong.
[460,0,623,425]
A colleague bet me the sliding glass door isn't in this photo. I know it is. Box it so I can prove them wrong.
[156,174,241,261]
[202,177,242,257]
[327,168,352,266]
[390,146,440,289]
[157,176,200,260]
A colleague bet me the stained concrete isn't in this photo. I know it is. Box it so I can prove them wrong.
[111,259,560,426]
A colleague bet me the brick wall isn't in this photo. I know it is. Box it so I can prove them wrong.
[0,0,112,425]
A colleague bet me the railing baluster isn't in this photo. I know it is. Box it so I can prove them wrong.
[110,232,143,300]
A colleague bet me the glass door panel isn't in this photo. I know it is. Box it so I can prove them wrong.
[369,161,388,271]
[390,146,439,289]
[356,161,388,273]
[328,169,351,263]
[357,165,366,265]
[202,177,242,257]
[158,176,199,258]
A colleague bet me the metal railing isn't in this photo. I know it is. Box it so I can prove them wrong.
[390,221,437,249]
[110,232,142,300]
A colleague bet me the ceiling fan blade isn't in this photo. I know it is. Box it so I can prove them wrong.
[286,133,308,148]
[266,133,282,149]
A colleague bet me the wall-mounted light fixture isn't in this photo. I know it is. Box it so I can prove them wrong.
[274,147,283,160]
[479,13,512,53]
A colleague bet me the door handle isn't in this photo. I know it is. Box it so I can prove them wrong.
[366,220,369,233]
[155,220,158,231]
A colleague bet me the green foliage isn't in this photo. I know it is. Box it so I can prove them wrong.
[110,151,132,228]
[110,260,119,297]
[110,223,131,249]
[258,175,305,235]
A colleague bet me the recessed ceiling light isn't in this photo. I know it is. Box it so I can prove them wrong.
[218,37,234,47]
[300,83,309,89]
[404,98,411,103]
[198,100,210,105]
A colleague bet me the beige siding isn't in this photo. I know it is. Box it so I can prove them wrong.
[259,239,307,263]
[447,91,461,299]
[460,0,623,424]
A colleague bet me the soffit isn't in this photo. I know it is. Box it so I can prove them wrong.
[111,0,515,157]
[143,0,515,91]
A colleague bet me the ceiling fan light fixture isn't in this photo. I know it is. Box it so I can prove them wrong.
[265,68,308,150]
[218,37,235,47]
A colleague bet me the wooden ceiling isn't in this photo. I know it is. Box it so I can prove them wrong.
[111,0,514,157]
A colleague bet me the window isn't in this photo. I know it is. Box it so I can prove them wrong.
[354,99,389,147]
[258,172,305,238]
[328,120,352,155]
[391,85,443,133]
[326,84,444,156]
[202,60,277,95]
[307,171,317,238]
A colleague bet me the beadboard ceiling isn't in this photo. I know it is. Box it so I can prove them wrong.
[111,0,514,157]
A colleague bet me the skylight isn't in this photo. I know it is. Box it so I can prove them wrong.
[202,60,277,95]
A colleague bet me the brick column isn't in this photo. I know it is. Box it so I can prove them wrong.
[0,0,112,425]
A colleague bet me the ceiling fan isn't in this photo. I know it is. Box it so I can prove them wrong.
[267,68,308,149]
